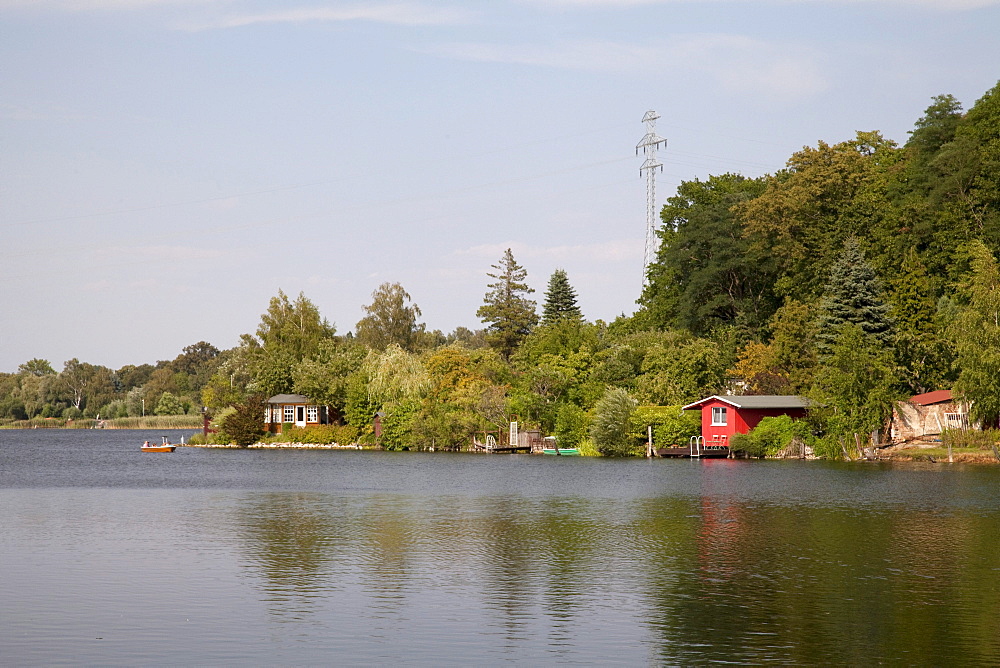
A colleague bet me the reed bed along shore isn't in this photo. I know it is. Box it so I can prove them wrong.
[0,416,203,430]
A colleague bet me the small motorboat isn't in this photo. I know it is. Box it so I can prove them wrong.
[141,437,177,453]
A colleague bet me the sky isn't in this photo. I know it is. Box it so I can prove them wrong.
[2,0,999,373]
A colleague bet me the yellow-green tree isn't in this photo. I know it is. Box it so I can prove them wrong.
[355,282,425,352]
[949,241,1000,428]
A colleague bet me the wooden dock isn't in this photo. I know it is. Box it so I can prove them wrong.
[488,445,533,454]
[656,445,730,458]
[471,438,532,454]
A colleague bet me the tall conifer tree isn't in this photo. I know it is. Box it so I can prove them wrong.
[816,238,893,355]
[542,269,583,324]
[476,249,538,358]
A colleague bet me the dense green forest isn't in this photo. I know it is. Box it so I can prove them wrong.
[4,81,1000,455]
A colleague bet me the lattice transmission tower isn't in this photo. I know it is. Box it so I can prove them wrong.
[636,110,666,285]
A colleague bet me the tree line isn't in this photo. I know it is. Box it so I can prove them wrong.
[4,80,1000,455]
[637,80,1000,441]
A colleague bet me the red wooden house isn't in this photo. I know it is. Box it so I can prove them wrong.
[682,395,809,447]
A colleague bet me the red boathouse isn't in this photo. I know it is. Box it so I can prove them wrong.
[682,395,809,447]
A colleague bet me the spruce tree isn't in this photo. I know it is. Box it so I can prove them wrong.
[542,269,583,324]
[816,238,893,355]
[476,249,538,358]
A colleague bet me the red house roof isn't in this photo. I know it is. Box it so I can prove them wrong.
[909,390,953,406]
[681,395,809,411]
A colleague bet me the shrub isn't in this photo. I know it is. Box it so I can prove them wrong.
[729,433,761,458]
[218,395,266,447]
[576,437,601,457]
[811,434,846,460]
[631,405,701,448]
[941,428,1000,450]
[555,402,589,449]
[731,415,813,458]
[282,423,363,445]
[591,388,639,457]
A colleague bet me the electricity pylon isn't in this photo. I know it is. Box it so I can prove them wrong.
[636,110,666,286]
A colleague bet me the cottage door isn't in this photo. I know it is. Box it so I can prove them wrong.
[295,406,306,427]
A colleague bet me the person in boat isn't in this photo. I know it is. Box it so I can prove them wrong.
[143,440,150,447]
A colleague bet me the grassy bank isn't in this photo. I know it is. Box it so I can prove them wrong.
[0,416,204,430]
[885,445,1000,463]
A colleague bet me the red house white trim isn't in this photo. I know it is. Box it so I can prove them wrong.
[682,395,809,446]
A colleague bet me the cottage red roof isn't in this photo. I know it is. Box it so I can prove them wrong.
[909,389,953,406]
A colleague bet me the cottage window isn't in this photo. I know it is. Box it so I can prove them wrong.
[711,406,728,426]
[283,406,295,422]
[307,406,318,423]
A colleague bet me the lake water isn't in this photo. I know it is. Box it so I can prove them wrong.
[2,429,999,665]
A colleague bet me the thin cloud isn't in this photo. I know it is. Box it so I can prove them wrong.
[519,0,1000,10]
[456,240,642,264]
[96,245,224,262]
[190,3,474,30]
[0,0,475,24]
[0,0,222,10]
[424,34,829,97]
[426,40,657,72]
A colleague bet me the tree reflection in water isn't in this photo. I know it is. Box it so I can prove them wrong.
[235,492,347,621]
[228,461,1000,664]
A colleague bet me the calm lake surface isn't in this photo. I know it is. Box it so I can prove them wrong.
[2,430,999,666]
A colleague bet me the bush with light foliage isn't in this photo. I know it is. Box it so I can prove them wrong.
[590,388,638,457]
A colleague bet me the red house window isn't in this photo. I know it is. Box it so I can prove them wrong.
[711,406,728,426]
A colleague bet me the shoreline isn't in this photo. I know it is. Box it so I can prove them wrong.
[182,442,367,450]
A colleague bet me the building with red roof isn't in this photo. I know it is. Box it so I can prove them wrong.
[891,389,973,443]
[682,395,809,448]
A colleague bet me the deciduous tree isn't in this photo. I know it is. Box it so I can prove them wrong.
[738,132,899,302]
[355,282,425,352]
[242,290,335,397]
[809,324,899,440]
[639,173,774,334]
[18,359,55,377]
[949,240,1000,427]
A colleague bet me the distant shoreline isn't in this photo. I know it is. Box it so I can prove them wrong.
[1,418,203,430]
